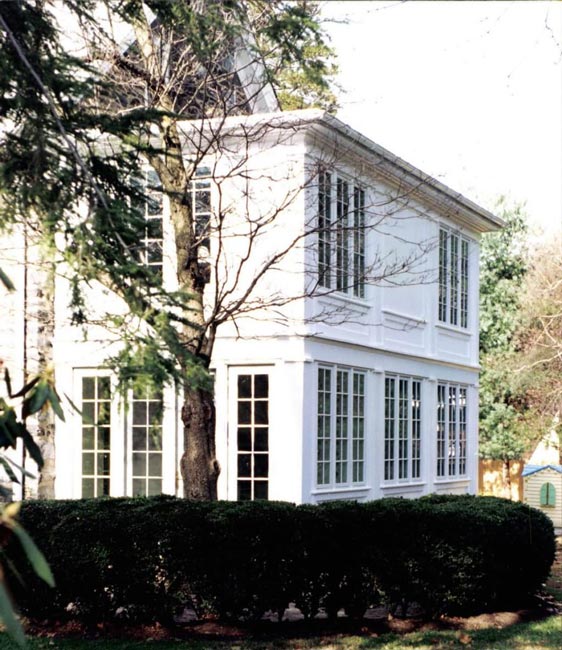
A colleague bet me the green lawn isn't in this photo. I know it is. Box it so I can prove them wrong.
[1,616,561,650]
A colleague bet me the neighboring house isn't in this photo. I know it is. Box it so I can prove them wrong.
[1,109,502,503]
[523,429,561,527]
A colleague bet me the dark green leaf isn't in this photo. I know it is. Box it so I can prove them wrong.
[47,386,65,422]
[0,580,26,647]
[0,268,15,292]
[22,381,49,419]
[0,456,19,484]
[9,376,40,400]
[20,428,43,469]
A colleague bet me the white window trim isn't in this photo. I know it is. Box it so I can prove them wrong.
[383,374,423,485]
[317,170,368,300]
[438,227,470,329]
[316,364,367,490]
[436,381,468,481]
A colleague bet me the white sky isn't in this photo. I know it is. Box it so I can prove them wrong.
[322,0,562,236]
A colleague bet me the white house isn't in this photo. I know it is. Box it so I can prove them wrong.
[2,109,502,503]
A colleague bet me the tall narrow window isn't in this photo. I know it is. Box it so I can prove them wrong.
[81,376,111,498]
[352,373,365,483]
[384,376,423,482]
[317,366,365,487]
[353,187,366,298]
[540,482,556,507]
[190,166,212,251]
[237,374,269,500]
[335,369,349,484]
[131,386,163,497]
[140,169,164,277]
[438,229,470,328]
[318,171,332,288]
[336,179,350,292]
[437,382,468,479]
[317,368,332,485]
[436,384,446,477]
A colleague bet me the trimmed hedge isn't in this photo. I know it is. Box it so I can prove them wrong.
[8,495,555,622]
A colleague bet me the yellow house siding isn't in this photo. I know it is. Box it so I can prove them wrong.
[523,469,562,528]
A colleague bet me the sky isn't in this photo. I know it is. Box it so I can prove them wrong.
[321,1,562,236]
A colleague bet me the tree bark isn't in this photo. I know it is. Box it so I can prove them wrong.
[36,266,56,499]
[180,385,219,500]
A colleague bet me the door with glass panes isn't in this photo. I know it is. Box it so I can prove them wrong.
[229,368,270,500]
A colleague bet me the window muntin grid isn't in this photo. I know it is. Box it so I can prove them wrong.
[353,187,366,298]
[438,229,470,328]
[318,171,332,289]
[317,170,366,298]
[384,376,422,483]
[190,166,212,251]
[436,382,468,479]
[139,169,163,277]
[317,367,332,485]
[81,376,111,498]
[352,373,365,483]
[335,369,349,484]
[317,366,365,488]
[237,373,269,501]
[336,178,350,293]
[131,386,163,497]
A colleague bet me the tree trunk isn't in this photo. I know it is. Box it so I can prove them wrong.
[36,267,56,499]
[180,385,220,500]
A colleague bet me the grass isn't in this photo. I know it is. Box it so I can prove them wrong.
[0,617,561,650]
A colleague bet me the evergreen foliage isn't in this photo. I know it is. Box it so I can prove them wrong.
[9,495,556,623]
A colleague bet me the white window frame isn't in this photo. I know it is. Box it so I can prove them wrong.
[316,364,366,489]
[438,227,470,328]
[74,370,175,498]
[383,375,423,484]
[436,382,468,480]
[317,170,367,299]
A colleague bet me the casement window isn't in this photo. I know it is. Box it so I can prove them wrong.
[130,386,163,497]
[317,170,366,298]
[81,375,112,498]
[540,482,556,507]
[236,373,269,501]
[189,166,212,252]
[80,374,165,498]
[139,168,164,277]
[438,228,469,327]
[316,366,366,487]
[384,376,422,482]
[436,383,467,479]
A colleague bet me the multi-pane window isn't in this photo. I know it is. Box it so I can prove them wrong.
[318,171,332,288]
[317,170,366,298]
[131,386,163,497]
[81,376,111,498]
[237,374,269,501]
[316,366,365,487]
[436,382,468,479]
[438,228,469,328]
[384,376,422,482]
[190,166,212,251]
[139,169,164,277]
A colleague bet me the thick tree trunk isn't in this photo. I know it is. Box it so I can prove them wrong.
[180,385,220,500]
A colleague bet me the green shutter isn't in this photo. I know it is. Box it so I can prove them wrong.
[540,482,556,507]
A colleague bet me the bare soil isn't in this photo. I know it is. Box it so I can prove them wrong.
[23,537,562,642]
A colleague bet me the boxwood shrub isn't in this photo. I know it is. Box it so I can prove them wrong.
[7,495,555,623]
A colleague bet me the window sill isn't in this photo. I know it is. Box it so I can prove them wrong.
[434,476,469,483]
[380,482,426,490]
[435,322,472,336]
[317,292,371,311]
[311,485,370,495]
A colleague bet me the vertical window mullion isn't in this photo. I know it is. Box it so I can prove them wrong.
[318,171,332,289]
